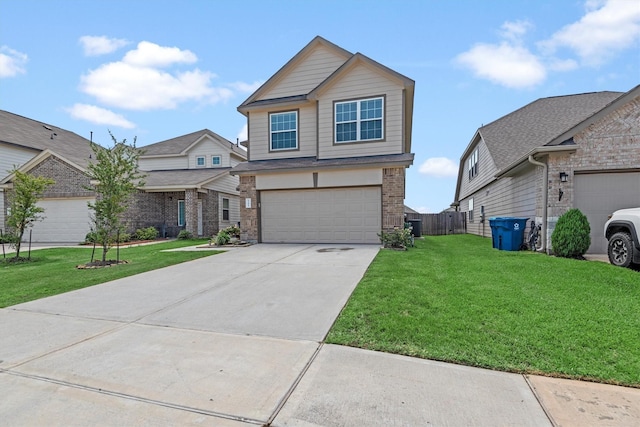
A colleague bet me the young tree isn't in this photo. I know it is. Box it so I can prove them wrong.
[86,131,145,263]
[6,169,55,258]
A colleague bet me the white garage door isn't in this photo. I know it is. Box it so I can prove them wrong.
[574,172,640,254]
[261,187,381,244]
[29,198,94,243]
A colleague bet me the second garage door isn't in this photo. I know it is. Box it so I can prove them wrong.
[261,187,381,244]
[574,172,640,254]
[29,197,94,243]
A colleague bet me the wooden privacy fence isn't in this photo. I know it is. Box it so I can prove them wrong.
[406,212,467,236]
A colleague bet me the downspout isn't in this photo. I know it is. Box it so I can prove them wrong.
[528,155,547,252]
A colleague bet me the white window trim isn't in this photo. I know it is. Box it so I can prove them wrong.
[468,198,474,222]
[222,197,230,221]
[269,111,298,151]
[211,155,221,166]
[335,96,384,143]
[468,148,479,180]
[196,155,206,168]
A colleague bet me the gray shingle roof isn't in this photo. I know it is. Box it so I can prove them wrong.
[0,110,94,170]
[141,129,246,159]
[231,153,414,174]
[142,168,230,188]
[480,91,623,171]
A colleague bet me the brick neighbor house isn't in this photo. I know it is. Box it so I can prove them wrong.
[1,110,245,242]
[453,84,640,254]
[230,36,415,244]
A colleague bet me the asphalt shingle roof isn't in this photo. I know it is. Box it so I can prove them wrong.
[480,91,623,171]
[142,168,231,188]
[0,110,94,170]
[141,129,246,159]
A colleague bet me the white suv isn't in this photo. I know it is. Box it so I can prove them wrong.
[604,207,640,268]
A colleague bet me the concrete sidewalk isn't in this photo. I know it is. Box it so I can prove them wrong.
[1,244,638,426]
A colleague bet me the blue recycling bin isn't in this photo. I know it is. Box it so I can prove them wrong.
[489,217,528,251]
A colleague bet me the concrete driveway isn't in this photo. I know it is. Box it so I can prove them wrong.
[1,244,638,426]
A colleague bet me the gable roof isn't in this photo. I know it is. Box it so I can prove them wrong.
[141,168,231,190]
[140,129,246,159]
[0,110,94,170]
[476,91,623,171]
[238,36,353,110]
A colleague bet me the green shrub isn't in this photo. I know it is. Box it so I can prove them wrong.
[117,232,131,243]
[222,224,241,238]
[0,231,18,245]
[134,226,159,241]
[214,230,230,246]
[177,230,193,240]
[378,227,412,249]
[551,208,591,258]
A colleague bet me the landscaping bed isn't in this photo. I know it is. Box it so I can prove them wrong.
[327,234,640,387]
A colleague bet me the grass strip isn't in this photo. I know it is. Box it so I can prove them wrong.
[327,234,640,387]
[1,240,222,308]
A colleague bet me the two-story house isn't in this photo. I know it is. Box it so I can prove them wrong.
[453,85,640,254]
[135,129,246,238]
[1,110,245,242]
[230,36,415,244]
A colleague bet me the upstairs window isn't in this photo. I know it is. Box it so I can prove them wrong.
[196,156,205,167]
[335,97,383,143]
[212,155,221,166]
[468,148,479,180]
[270,111,298,151]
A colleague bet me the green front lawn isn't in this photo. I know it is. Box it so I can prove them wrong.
[327,234,640,387]
[1,240,221,308]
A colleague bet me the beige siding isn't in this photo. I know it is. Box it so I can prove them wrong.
[259,45,347,100]
[317,64,405,159]
[248,105,317,161]
[463,166,538,238]
[188,138,236,169]
[1,144,38,177]
[458,138,499,201]
[219,193,240,229]
[138,156,187,171]
[204,173,240,195]
[256,172,314,190]
[317,168,382,187]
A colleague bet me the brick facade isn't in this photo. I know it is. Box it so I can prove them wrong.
[238,175,258,242]
[30,156,94,198]
[546,95,640,220]
[382,167,406,231]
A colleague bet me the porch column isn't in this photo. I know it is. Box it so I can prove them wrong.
[382,167,406,231]
[239,175,258,242]
[185,189,198,236]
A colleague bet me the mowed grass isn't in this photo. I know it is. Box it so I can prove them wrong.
[327,234,640,387]
[1,240,221,308]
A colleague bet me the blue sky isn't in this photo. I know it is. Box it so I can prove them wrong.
[1,0,639,213]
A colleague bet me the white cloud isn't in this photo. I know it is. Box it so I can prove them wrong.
[237,123,248,142]
[79,36,129,56]
[228,80,264,93]
[66,103,135,129]
[418,157,459,178]
[456,42,546,89]
[499,20,534,42]
[0,46,28,78]
[78,41,247,111]
[540,0,640,66]
[123,41,197,68]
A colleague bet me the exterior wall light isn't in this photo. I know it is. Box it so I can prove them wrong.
[559,172,568,182]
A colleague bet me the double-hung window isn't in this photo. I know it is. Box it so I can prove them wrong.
[212,155,221,166]
[222,198,230,221]
[270,111,298,150]
[468,148,479,180]
[335,97,383,143]
[196,156,205,167]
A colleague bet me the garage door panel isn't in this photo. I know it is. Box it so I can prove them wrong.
[575,172,640,254]
[261,187,381,244]
[29,198,94,243]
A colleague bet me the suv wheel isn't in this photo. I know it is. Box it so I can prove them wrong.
[608,232,634,268]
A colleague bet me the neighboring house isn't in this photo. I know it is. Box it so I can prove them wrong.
[1,110,246,242]
[230,36,415,244]
[453,85,640,254]
[136,129,247,237]
[0,110,96,243]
